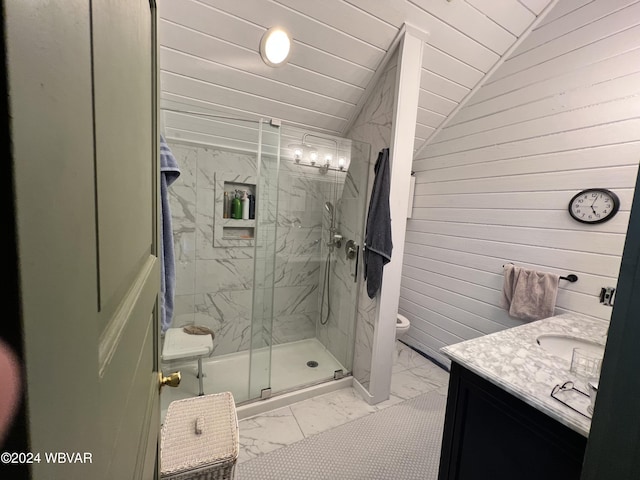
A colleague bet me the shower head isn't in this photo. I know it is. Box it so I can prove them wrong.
[324,201,336,230]
[324,201,334,215]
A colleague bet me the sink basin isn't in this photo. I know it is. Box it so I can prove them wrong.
[536,334,605,363]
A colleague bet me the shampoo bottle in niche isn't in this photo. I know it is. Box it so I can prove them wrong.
[242,191,250,220]
[226,192,233,218]
[232,190,242,219]
[249,193,255,219]
[223,191,230,219]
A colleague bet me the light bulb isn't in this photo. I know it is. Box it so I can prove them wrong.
[338,157,345,170]
[324,153,332,166]
[309,151,318,165]
[293,148,302,163]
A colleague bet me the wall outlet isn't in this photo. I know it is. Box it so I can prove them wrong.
[599,287,616,306]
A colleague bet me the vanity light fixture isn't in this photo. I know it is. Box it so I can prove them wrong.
[288,134,346,173]
[260,27,292,67]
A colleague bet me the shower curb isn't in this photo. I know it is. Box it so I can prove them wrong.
[236,377,353,420]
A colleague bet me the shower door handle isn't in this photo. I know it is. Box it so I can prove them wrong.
[345,240,359,282]
[345,239,357,259]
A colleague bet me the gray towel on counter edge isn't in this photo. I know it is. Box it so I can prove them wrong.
[502,264,559,321]
[160,135,181,334]
[364,148,392,299]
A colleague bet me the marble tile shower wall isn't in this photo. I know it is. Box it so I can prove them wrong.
[345,50,398,389]
[168,142,256,356]
[317,154,367,369]
[272,161,327,344]
[167,141,326,357]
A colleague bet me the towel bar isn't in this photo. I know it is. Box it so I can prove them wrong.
[560,274,578,282]
[502,264,578,283]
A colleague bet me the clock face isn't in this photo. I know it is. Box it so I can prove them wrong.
[569,189,620,224]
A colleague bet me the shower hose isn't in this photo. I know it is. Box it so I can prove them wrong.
[320,251,331,325]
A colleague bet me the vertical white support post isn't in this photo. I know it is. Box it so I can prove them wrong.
[368,25,425,403]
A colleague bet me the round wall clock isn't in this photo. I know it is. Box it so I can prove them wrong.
[568,188,620,224]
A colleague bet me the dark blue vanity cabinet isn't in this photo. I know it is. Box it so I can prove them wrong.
[438,363,587,480]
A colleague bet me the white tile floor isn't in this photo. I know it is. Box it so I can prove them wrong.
[237,341,450,464]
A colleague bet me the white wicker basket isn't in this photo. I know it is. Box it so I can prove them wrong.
[161,392,239,480]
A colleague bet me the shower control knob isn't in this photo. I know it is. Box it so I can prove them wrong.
[345,240,357,259]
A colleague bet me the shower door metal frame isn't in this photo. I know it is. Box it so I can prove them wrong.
[247,118,281,402]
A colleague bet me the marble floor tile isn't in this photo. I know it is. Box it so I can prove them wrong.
[371,393,405,411]
[409,362,451,389]
[392,340,432,373]
[390,367,446,401]
[289,387,378,438]
[237,406,304,464]
[234,354,450,464]
[432,383,450,398]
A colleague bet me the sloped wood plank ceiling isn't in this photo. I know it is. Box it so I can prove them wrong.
[158,0,555,156]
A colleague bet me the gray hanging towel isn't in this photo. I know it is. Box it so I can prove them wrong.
[364,148,392,298]
[160,135,181,334]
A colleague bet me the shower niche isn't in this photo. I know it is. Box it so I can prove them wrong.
[214,173,256,247]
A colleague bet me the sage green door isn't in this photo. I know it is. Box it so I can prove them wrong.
[8,1,162,479]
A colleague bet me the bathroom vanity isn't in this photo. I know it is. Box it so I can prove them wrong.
[438,313,608,480]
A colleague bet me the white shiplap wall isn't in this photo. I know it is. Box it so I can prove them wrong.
[403,0,640,366]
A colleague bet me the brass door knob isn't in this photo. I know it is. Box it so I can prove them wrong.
[159,371,181,389]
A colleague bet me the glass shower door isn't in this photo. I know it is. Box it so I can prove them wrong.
[248,119,281,400]
[317,138,371,375]
[266,124,371,395]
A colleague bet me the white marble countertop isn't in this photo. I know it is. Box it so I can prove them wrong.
[441,312,608,437]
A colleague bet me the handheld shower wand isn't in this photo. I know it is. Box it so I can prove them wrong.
[324,201,342,249]
[324,201,335,230]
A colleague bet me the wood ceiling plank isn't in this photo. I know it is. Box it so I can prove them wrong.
[416,106,446,129]
[422,44,484,90]
[466,0,536,36]
[409,0,515,54]
[348,0,516,54]
[160,48,355,119]
[159,20,365,104]
[275,0,398,50]
[161,72,349,132]
[519,0,552,15]
[196,0,385,70]
[420,69,470,102]
[158,9,373,88]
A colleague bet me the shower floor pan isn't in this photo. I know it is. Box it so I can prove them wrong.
[161,338,346,423]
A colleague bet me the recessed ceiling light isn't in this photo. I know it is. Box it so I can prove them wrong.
[260,27,291,67]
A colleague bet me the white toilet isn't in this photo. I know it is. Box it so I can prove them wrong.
[396,314,410,340]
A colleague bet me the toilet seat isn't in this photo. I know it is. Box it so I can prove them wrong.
[397,314,410,328]
[396,314,410,340]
